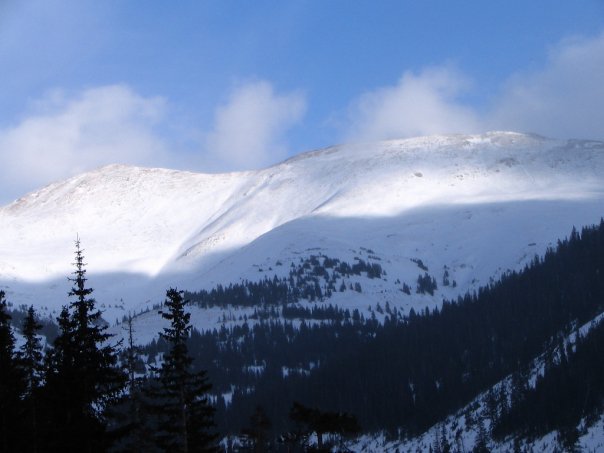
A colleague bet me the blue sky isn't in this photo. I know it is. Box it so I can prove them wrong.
[1,0,603,203]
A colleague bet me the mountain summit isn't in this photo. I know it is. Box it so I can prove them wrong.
[1,132,604,319]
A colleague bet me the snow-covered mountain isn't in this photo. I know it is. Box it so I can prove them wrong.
[1,131,604,326]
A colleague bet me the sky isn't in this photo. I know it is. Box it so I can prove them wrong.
[1,0,603,203]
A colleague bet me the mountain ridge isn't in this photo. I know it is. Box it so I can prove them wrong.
[1,131,604,322]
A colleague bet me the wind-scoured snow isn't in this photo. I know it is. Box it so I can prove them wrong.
[1,132,604,325]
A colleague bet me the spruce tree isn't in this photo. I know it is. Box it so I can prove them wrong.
[17,306,44,453]
[241,406,272,452]
[0,291,23,452]
[150,288,217,452]
[289,402,360,451]
[122,313,147,444]
[44,238,125,452]
[19,306,44,393]
[108,314,158,453]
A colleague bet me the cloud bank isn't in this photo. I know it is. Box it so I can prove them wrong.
[489,33,604,139]
[0,85,170,201]
[346,32,604,142]
[346,66,480,141]
[0,81,306,203]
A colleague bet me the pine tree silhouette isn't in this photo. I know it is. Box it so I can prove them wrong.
[43,238,125,452]
[0,292,24,452]
[17,306,44,453]
[149,288,217,452]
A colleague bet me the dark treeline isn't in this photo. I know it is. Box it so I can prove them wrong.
[274,220,604,435]
[281,303,352,321]
[147,220,604,442]
[185,254,383,308]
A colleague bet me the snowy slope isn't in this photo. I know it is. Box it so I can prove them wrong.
[1,131,604,326]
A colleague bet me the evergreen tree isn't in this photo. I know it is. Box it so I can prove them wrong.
[240,406,272,452]
[289,402,360,451]
[438,424,451,453]
[150,288,217,452]
[18,306,44,393]
[0,291,23,452]
[43,238,125,452]
[108,314,158,452]
[17,306,44,453]
[473,417,490,453]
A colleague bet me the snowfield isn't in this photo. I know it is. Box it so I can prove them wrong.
[0,131,603,333]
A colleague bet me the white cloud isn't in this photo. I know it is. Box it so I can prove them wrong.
[346,66,480,142]
[346,32,604,143]
[205,81,306,170]
[489,32,604,140]
[0,85,170,201]
[0,81,306,204]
